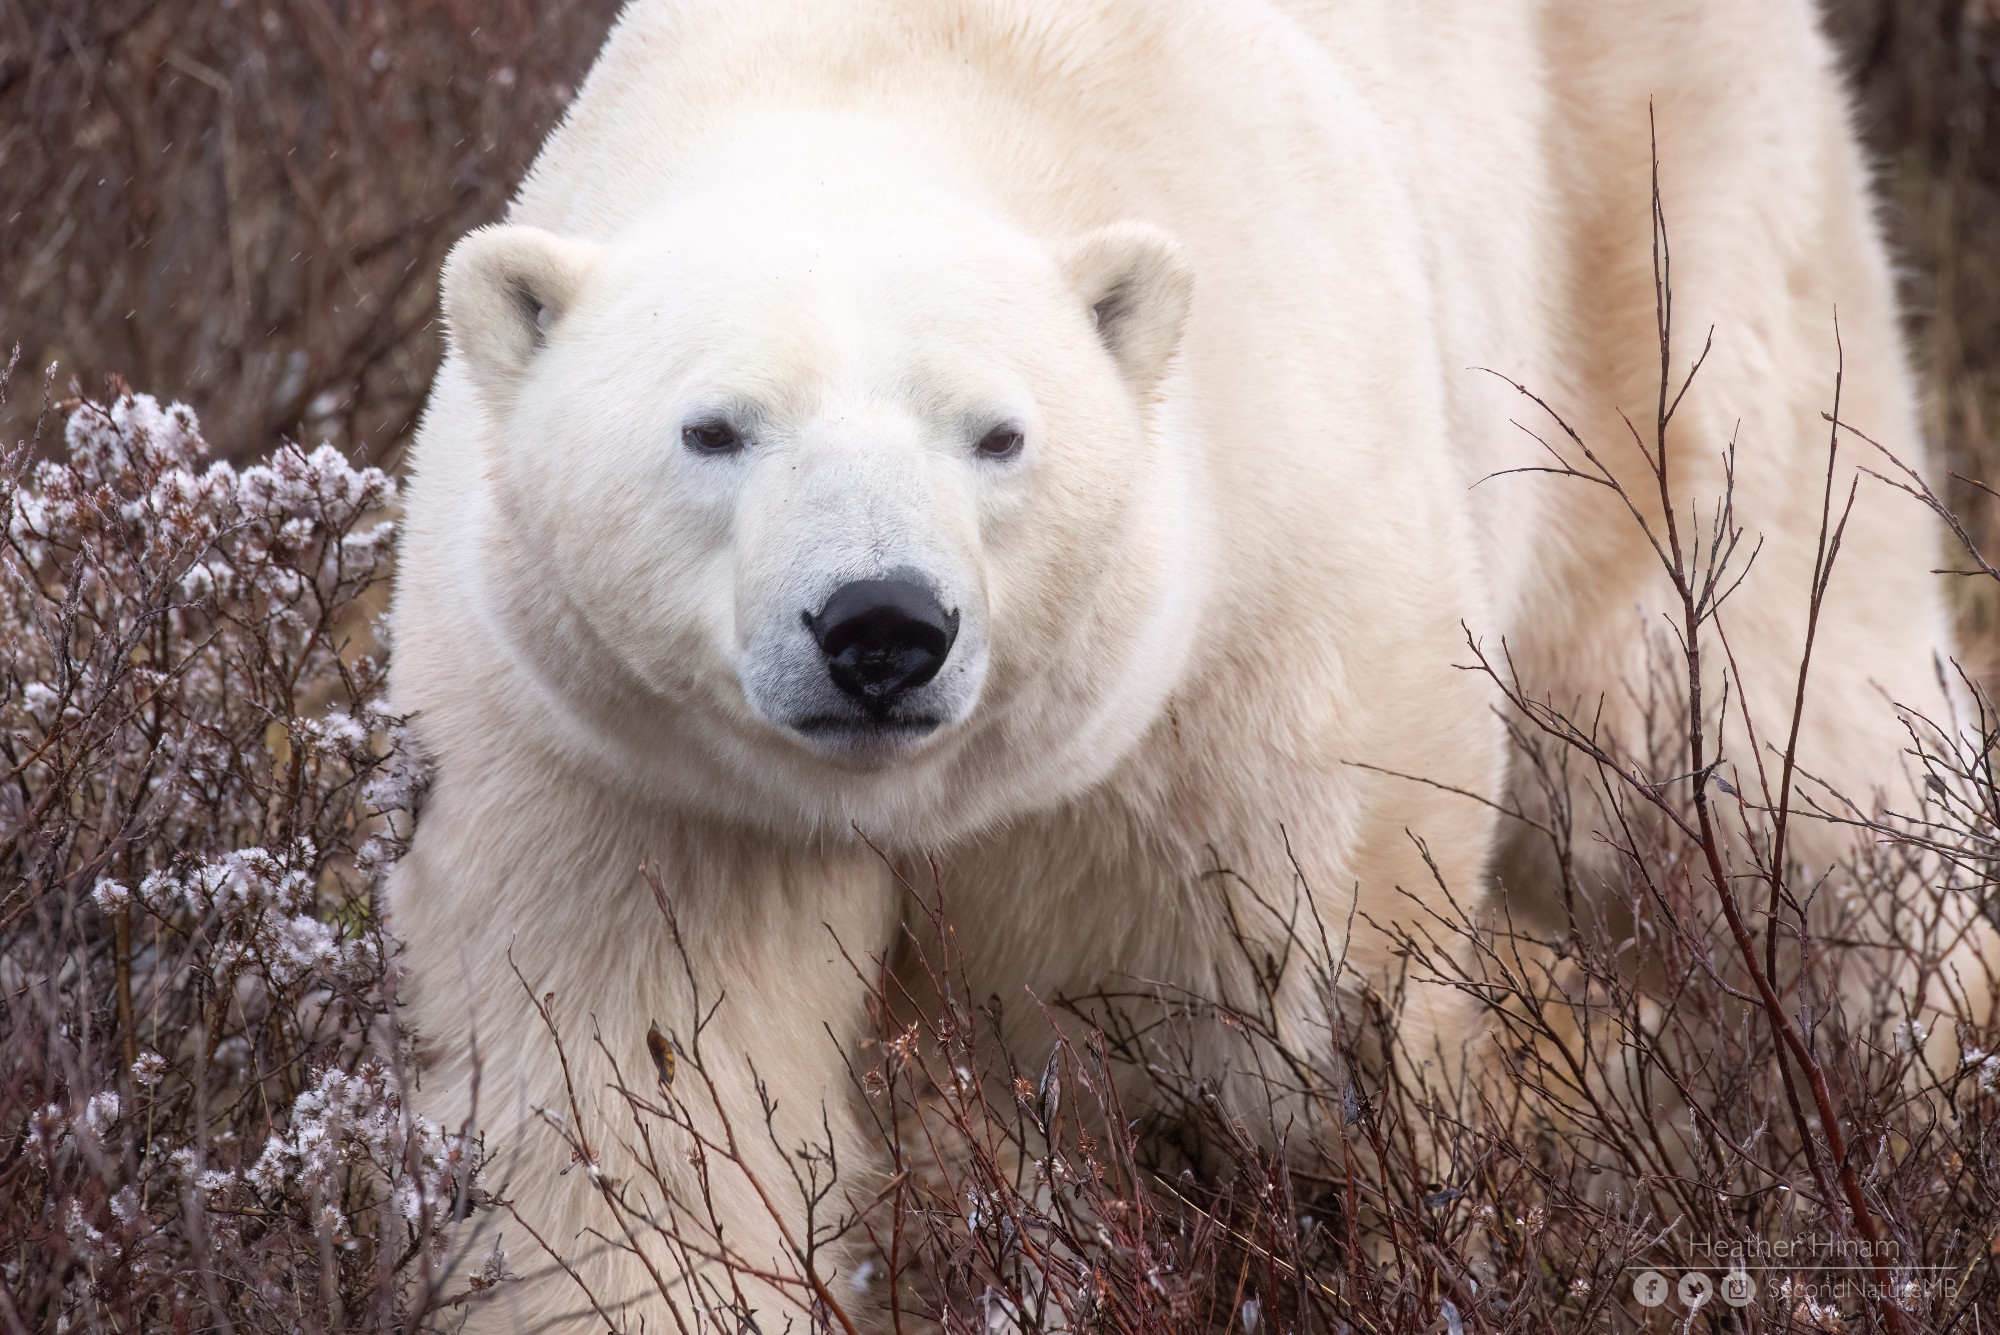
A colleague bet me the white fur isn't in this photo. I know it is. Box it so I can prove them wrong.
[391,2,1977,1328]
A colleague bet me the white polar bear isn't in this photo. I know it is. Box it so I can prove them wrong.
[391,0,1975,1327]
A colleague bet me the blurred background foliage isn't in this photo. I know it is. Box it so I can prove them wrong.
[1,0,1996,634]
[0,0,623,468]
[1827,0,2000,668]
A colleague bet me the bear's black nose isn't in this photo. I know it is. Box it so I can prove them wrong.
[804,579,960,717]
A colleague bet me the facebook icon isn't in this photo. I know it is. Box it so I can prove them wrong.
[1633,1272,1669,1307]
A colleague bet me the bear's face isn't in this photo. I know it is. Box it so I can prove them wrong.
[439,197,1194,833]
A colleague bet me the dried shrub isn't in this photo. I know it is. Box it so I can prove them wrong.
[0,0,622,465]
[0,356,480,1332]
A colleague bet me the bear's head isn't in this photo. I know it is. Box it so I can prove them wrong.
[436,179,1203,840]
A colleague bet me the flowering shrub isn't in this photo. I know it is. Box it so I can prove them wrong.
[0,368,476,1331]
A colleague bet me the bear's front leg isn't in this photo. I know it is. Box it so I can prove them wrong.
[392,788,901,1333]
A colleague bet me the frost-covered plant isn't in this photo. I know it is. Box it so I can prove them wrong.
[0,366,470,1332]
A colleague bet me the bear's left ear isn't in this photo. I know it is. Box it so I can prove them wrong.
[440,224,603,410]
[1058,222,1194,401]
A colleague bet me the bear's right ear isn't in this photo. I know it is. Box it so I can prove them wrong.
[1059,222,1194,402]
[440,225,600,408]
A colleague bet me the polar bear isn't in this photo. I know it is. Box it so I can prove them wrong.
[391,0,1978,1328]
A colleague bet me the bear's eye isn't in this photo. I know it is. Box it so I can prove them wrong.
[682,419,744,455]
[975,424,1024,460]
